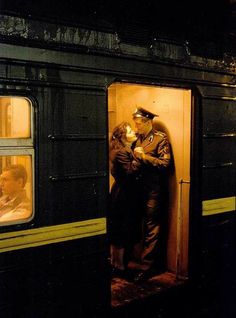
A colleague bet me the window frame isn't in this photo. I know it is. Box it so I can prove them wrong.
[0,96,33,146]
[0,97,35,226]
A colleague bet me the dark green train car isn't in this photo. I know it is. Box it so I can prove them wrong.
[0,4,235,318]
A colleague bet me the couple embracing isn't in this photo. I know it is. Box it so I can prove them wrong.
[108,107,171,283]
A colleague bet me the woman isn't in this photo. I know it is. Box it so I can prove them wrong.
[108,121,141,276]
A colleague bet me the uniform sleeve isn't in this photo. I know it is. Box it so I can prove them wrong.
[143,135,171,169]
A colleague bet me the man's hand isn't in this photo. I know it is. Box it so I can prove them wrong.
[134,147,145,159]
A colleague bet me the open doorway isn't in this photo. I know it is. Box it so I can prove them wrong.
[108,82,191,305]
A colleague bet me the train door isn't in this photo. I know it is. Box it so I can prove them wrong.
[108,82,191,285]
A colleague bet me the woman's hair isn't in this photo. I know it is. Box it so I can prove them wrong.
[109,121,130,161]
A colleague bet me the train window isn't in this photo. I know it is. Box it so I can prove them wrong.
[0,97,32,146]
[0,97,34,226]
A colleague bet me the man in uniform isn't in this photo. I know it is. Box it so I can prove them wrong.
[132,107,171,282]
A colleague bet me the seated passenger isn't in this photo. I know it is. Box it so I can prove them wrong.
[0,164,31,222]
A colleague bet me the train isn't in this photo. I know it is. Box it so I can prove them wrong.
[0,2,235,317]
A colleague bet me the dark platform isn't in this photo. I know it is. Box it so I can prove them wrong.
[111,272,236,318]
[111,271,185,308]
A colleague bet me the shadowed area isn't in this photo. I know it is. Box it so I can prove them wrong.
[111,272,185,308]
[0,0,236,58]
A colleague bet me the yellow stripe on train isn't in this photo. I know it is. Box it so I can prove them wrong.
[0,217,106,253]
[202,196,236,216]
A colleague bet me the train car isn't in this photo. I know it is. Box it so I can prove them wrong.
[0,2,235,317]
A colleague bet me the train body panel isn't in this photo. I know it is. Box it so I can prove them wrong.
[0,11,235,318]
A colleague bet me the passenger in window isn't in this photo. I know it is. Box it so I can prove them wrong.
[0,164,31,222]
[132,107,171,282]
[108,122,142,278]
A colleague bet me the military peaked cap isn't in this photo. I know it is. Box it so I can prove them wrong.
[132,107,158,120]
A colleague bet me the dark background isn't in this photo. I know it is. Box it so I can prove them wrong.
[0,0,236,58]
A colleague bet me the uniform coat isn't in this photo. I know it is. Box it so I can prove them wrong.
[134,129,171,269]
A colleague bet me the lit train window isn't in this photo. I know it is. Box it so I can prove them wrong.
[0,97,34,225]
[0,97,32,146]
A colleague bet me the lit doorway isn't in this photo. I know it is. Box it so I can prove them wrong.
[108,82,191,301]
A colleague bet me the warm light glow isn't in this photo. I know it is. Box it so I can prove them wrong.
[0,97,31,138]
[108,83,191,277]
[0,155,32,223]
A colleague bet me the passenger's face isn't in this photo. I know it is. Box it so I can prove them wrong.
[125,126,137,143]
[133,118,150,135]
[0,171,23,196]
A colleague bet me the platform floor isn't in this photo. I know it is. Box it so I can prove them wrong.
[111,271,184,308]
[111,271,236,318]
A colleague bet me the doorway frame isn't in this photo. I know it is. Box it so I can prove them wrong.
[106,79,203,283]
